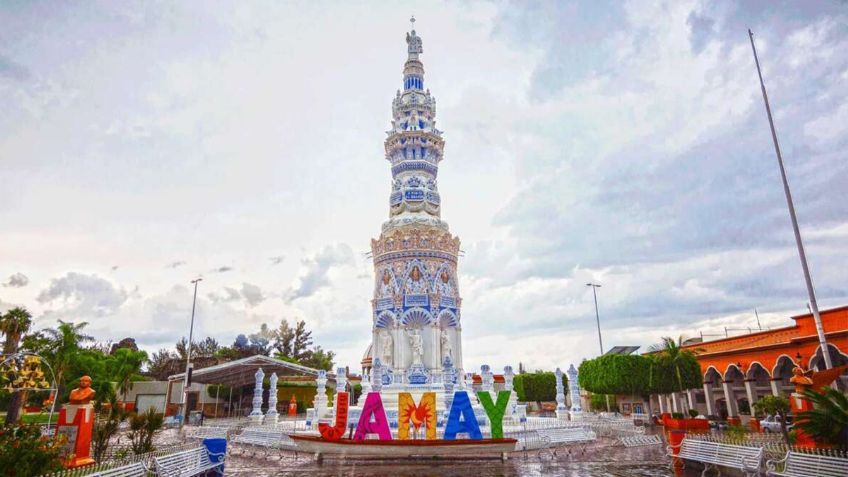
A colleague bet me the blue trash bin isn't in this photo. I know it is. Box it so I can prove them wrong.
[203,438,227,474]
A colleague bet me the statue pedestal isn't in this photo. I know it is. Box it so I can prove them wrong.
[57,404,95,468]
[790,392,816,447]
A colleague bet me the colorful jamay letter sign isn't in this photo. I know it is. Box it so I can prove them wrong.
[443,391,482,440]
[477,391,511,439]
[353,392,392,440]
[318,391,349,441]
[398,392,437,440]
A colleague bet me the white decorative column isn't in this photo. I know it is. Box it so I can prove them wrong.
[686,389,696,413]
[314,370,329,419]
[372,358,383,393]
[722,381,738,417]
[555,367,567,419]
[566,364,582,420]
[744,379,757,413]
[671,393,680,413]
[658,394,665,414]
[249,367,265,423]
[481,364,494,395]
[770,379,780,396]
[265,372,279,423]
[703,383,715,416]
[443,356,456,416]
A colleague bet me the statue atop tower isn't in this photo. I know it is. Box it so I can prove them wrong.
[363,23,463,387]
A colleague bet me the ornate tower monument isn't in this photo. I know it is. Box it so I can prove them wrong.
[366,23,463,387]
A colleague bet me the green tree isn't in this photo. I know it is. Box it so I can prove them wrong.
[106,348,148,404]
[1,307,33,425]
[299,345,334,371]
[648,336,703,396]
[42,320,94,400]
[795,387,848,447]
[753,395,792,445]
[513,372,559,408]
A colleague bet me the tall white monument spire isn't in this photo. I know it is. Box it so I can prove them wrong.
[364,24,463,387]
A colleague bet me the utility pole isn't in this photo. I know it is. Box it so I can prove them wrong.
[180,277,202,428]
[748,30,831,369]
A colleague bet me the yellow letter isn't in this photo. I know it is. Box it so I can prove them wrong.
[398,392,437,439]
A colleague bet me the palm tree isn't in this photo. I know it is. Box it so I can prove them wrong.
[1,307,33,425]
[43,320,93,400]
[107,348,148,406]
[648,336,703,413]
[796,388,848,447]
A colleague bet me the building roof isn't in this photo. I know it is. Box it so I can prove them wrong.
[605,346,640,355]
[167,354,324,387]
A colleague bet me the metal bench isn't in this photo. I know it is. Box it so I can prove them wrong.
[537,426,596,444]
[184,426,228,440]
[619,434,663,447]
[82,462,148,477]
[668,438,762,477]
[232,427,297,459]
[153,446,224,477]
[767,450,848,477]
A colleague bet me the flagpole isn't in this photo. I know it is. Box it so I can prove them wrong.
[748,29,831,369]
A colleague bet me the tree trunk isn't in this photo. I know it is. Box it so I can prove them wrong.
[779,416,790,446]
[5,392,23,426]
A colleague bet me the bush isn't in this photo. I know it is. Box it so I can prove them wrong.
[128,407,164,455]
[688,409,699,418]
[513,372,560,404]
[589,393,617,412]
[0,424,66,476]
[671,412,684,419]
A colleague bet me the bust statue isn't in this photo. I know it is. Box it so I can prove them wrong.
[69,375,95,405]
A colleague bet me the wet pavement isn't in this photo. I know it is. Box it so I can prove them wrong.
[220,439,705,476]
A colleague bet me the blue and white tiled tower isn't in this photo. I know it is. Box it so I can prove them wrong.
[364,24,463,387]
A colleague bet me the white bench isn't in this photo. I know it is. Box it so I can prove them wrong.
[620,434,662,447]
[184,426,228,440]
[153,446,224,477]
[767,450,848,477]
[538,427,596,445]
[232,427,297,458]
[668,438,762,477]
[82,462,148,477]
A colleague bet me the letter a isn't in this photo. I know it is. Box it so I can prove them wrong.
[354,392,392,440]
[477,391,511,439]
[318,391,348,441]
[443,391,482,440]
[398,392,437,440]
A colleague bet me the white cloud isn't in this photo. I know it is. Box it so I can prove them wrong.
[3,272,29,288]
[1,1,846,372]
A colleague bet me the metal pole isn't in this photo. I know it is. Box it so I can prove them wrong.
[754,308,762,331]
[748,29,832,369]
[586,283,608,411]
[180,277,202,428]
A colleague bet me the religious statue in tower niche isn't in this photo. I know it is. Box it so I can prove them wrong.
[408,328,424,366]
[440,328,452,358]
[438,270,453,296]
[380,330,394,368]
[405,266,426,293]
[379,269,394,297]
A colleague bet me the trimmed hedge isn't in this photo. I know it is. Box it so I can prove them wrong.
[578,353,702,396]
[513,372,562,403]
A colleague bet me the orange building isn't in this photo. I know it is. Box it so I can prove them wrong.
[648,305,848,420]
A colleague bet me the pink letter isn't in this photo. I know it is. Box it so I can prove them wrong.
[354,392,392,440]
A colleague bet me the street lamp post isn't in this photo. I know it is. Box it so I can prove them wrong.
[180,277,202,428]
[748,30,832,370]
[586,283,604,355]
[586,283,609,411]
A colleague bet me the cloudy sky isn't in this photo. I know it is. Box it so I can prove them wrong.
[1,1,846,373]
